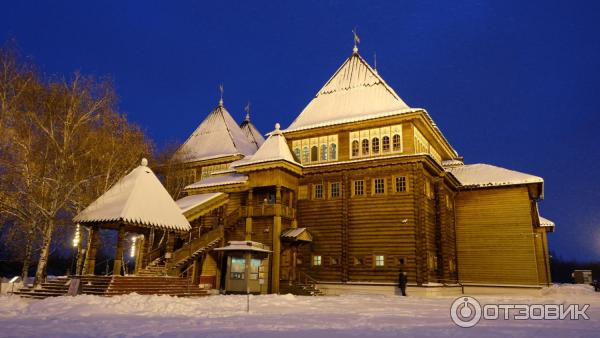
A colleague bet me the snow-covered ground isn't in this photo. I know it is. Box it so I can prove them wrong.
[0,285,599,338]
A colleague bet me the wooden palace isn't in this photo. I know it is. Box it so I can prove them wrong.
[72,44,554,296]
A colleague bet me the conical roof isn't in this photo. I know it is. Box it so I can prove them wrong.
[240,113,265,149]
[236,123,298,167]
[285,50,411,132]
[175,102,257,163]
[74,159,191,232]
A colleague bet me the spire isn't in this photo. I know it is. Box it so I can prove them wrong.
[373,52,378,74]
[218,84,224,106]
[244,102,251,121]
[352,28,360,54]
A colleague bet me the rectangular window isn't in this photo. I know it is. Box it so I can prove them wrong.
[374,255,385,267]
[330,182,341,198]
[373,178,385,195]
[425,179,433,199]
[395,176,407,192]
[312,255,322,266]
[313,184,323,199]
[353,180,364,196]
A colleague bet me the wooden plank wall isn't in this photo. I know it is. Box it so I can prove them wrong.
[455,186,540,285]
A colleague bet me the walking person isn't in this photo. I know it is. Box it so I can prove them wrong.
[398,270,408,296]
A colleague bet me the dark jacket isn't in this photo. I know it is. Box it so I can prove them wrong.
[398,273,408,287]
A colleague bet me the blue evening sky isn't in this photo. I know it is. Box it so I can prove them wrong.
[2,1,599,261]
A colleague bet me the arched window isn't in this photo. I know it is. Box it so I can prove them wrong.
[321,144,328,161]
[351,140,359,157]
[382,136,390,152]
[330,143,337,160]
[311,146,318,162]
[294,148,301,160]
[302,147,309,163]
[362,139,369,155]
[372,137,380,154]
[393,134,401,151]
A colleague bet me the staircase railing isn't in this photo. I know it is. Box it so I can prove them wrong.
[168,225,224,268]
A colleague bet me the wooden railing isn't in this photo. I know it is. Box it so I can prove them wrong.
[168,225,224,268]
[239,204,296,219]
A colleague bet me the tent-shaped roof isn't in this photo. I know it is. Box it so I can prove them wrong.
[74,159,191,232]
[175,102,257,163]
[446,163,544,189]
[185,173,249,190]
[235,123,299,167]
[240,113,265,149]
[176,192,229,221]
[284,50,411,132]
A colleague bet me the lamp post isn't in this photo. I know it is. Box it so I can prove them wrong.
[71,224,81,275]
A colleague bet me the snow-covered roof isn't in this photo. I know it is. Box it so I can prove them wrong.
[240,113,265,149]
[235,123,299,168]
[281,228,312,242]
[174,102,257,163]
[284,50,410,133]
[213,241,271,253]
[539,216,555,228]
[176,193,226,214]
[446,163,544,189]
[184,173,248,190]
[74,159,191,232]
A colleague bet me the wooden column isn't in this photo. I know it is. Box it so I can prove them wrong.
[166,231,175,258]
[245,189,253,241]
[134,236,144,274]
[113,225,126,276]
[85,226,100,275]
[141,232,151,268]
[341,173,349,282]
[271,185,282,293]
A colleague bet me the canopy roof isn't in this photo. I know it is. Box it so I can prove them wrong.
[240,113,265,149]
[175,102,257,163]
[284,50,410,132]
[74,159,191,232]
[446,163,544,189]
[281,228,312,242]
[235,123,299,168]
[539,216,555,231]
[214,241,271,253]
[176,193,229,221]
[185,173,248,190]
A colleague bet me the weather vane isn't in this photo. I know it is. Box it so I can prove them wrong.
[352,28,360,53]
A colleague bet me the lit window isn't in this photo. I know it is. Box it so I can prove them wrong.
[314,184,323,199]
[382,136,390,152]
[446,194,452,209]
[361,139,369,155]
[311,146,318,162]
[302,147,309,163]
[354,180,364,196]
[330,143,337,160]
[321,144,328,161]
[393,134,401,151]
[351,140,359,157]
[395,176,407,192]
[330,182,340,198]
[375,255,385,267]
[294,148,301,160]
[374,178,385,194]
[313,255,322,266]
[372,137,380,154]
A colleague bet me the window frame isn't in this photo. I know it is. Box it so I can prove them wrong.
[373,178,385,195]
[395,176,408,193]
[313,184,323,199]
[312,255,322,267]
[374,255,385,267]
[361,139,369,156]
[371,137,380,154]
[330,182,341,199]
[382,135,390,152]
[353,180,365,197]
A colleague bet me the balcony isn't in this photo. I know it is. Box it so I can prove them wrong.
[240,204,296,219]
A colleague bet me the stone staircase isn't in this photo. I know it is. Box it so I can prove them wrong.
[107,276,208,297]
[13,275,208,299]
[279,281,324,296]
[14,276,112,299]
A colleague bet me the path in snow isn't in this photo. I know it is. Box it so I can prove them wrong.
[0,284,598,338]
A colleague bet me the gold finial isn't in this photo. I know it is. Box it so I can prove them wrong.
[352,28,360,53]
[218,84,224,106]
